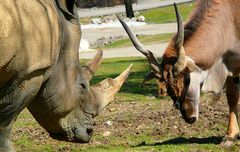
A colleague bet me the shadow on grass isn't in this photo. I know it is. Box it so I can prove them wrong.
[136,136,223,147]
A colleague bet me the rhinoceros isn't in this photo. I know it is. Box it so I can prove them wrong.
[0,0,131,151]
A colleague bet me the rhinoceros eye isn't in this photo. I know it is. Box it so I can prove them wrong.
[80,83,86,90]
[78,81,88,92]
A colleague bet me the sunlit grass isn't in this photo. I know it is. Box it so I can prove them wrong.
[79,2,195,25]
[139,2,195,24]
[13,57,234,152]
[103,33,173,49]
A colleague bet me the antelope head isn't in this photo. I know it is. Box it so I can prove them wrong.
[118,3,202,124]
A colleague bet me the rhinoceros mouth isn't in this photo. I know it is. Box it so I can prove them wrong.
[49,132,91,143]
[49,132,72,142]
[49,126,93,143]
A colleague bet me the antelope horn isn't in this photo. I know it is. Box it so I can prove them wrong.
[139,72,155,87]
[82,50,103,81]
[117,15,161,75]
[92,64,132,113]
[174,3,184,48]
[173,3,187,74]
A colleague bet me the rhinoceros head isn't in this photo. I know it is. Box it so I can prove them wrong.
[28,50,131,143]
[51,54,132,142]
[27,0,132,143]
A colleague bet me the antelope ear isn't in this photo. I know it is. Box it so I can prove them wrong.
[56,0,75,16]
[186,57,201,73]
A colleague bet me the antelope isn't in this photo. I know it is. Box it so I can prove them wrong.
[118,0,240,146]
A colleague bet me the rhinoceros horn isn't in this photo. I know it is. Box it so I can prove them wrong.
[92,64,132,113]
[82,50,103,81]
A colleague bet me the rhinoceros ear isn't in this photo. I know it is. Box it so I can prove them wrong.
[56,0,76,17]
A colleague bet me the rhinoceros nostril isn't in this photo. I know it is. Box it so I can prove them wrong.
[86,128,93,137]
[80,83,87,90]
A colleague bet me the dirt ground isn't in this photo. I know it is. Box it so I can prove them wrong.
[12,93,240,152]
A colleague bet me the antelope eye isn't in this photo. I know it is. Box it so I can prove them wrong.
[174,101,180,110]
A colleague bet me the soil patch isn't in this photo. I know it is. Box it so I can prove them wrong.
[13,93,240,151]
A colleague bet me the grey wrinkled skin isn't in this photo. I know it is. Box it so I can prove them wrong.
[0,0,131,151]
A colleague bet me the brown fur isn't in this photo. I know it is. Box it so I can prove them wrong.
[162,0,240,145]
[184,0,215,42]
[121,0,240,145]
[164,0,235,70]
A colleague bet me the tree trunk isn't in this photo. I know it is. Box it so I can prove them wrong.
[124,0,135,18]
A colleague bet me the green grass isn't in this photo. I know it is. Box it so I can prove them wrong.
[139,2,195,23]
[86,57,161,102]
[103,33,174,49]
[13,57,238,151]
[79,2,195,25]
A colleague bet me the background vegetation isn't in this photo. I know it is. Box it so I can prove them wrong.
[13,57,239,152]
[138,2,195,24]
